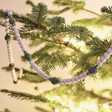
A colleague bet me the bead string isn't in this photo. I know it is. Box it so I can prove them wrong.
[4,19,18,84]
[5,10,112,85]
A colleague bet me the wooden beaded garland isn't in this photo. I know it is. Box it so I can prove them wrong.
[4,19,18,84]
[4,10,112,85]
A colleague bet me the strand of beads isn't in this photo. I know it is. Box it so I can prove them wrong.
[97,45,112,66]
[7,10,50,81]
[6,10,112,85]
[4,19,18,84]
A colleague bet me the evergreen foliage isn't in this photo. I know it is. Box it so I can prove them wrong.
[0,0,112,111]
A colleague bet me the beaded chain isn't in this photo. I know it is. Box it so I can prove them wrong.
[4,19,18,83]
[4,10,112,85]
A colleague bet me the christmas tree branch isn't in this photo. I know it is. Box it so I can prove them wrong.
[25,0,101,16]
[49,7,101,16]
[84,90,112,103]
[0,89,70,109]
[35,106,50,112]
[32,36,81,52]
[0,9,47,30]
[83,8,100,16]
[48,7,71,15]
[0,89,47,102]
[42,84,112,104]
[20,31,82,52]
[26,0,35,7]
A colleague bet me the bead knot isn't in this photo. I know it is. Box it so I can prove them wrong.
[88,66,97,74]
[6,10,13,17]
[9,18,16,25]
[49,77,60,85]
[9,63,15,70]
[5,34,11,41]
[24,52,31,61]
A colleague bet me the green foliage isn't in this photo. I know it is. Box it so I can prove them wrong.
[0,1,112,111]
[72,1,85,12]
[0,89,47,102]
[35,106,50,112]
[0,89,70,109]
[34,49,70,74]
[71,38,112,75]
[20,31,44,47]
[26,0,71,15]
[31,44,62,59]
[86,38,111,56]
[72,17,112,27]
[99,64,112,79]
[48,16,65,27]
[1,87,112,111]
[26,0,35,7]
[0,9,7,19]
[48,7,71,15]
[53,0,85,13]
[101,6,112,14]
[101,6,112,21]
[53,0,73,6]
[22,72,46,83]
[31,3,48,25]
[0,0,111,82]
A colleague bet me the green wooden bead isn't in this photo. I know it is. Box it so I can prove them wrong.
[24,52,31,61]
[49,77,60,85]
[88,66,97,74]
[9,18,16,25]
[5,34,11,41]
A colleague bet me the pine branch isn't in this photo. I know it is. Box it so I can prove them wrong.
[99,64,112,79]
[42,84,112,104]
[101,6,112,14]
[87,90,112,103]
[101,6,112,21]
[71,38,111,72]
[0,89,47,102]
[26,0,70,15]
[48,7,71,15]
[0,9,47,30]
[20,31,83,52]
[36,37,82,52]
[34,50,70,74]
[49,7,100,16]
[32,3,48,25]
[0,89,70,109]
[53,0,100,16]
[26,0,35,7]
[22,72,46,83]
[72,17,112,26]
[35,106,50,112]
[83,8,100,16]
[53,0,72,6]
